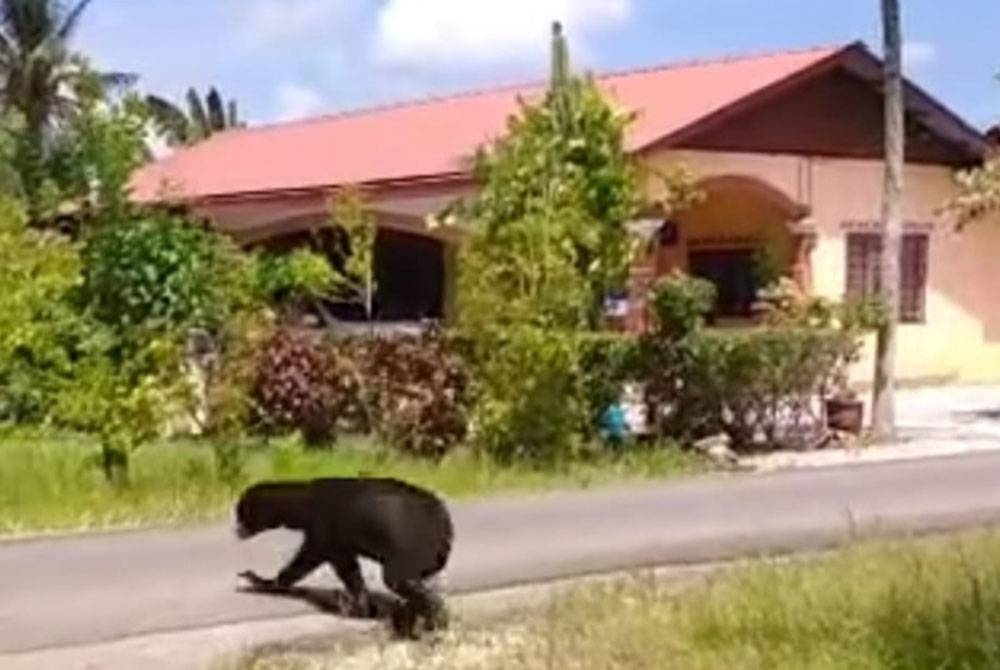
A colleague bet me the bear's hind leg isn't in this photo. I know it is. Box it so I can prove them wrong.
[384,567,448,638]
[330,554,372,617]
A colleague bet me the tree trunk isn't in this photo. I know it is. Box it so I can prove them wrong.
[871,0,905,441]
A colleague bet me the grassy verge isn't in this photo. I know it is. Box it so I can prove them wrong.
[232,529,1000,670]
[0,431,701,537]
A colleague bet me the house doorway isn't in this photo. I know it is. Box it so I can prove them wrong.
[688,248,758,318]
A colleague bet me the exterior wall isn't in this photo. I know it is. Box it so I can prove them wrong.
[643,149,1000,384]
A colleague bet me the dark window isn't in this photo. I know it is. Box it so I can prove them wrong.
[900,234,929,323]
[845,232,928,323]
[689,249,758,318]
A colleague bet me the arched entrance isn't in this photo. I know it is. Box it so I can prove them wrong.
[628,174,814,329]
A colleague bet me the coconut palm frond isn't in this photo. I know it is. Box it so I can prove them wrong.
[145,94,190,146]
[205,87,226,132]
[56,0,93,41]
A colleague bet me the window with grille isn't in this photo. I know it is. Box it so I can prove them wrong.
[845,232,928,323]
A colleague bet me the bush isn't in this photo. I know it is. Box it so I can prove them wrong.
[0,199,87,423]
[250,248,338,309]
[352,330,471,459]
[640,273,866,451]
[643,325,861,452]
[578,332,640,435]
[469,326,589,464]
[80,213,247,334]
[649,270,716,338]
[251,328,362,445]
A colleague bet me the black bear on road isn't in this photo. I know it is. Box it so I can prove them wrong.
[234,477,453,637]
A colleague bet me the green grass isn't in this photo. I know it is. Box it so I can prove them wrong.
[230,530,1000,670]
[0,431,701,537]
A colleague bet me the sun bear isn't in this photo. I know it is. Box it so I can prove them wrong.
[234,477,453,637]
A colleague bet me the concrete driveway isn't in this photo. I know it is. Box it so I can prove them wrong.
[895,385,1000,440]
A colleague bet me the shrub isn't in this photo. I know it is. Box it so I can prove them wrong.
[352,329,471,459]
[640,272,868,451]
[649,270,716,338]
[250,248,338,309]
[0,198,87,423]
[80,213,247,334]
[578,332,640,435]
[643,324,861,451]
[251,328,362,445]
[469,326,588,464]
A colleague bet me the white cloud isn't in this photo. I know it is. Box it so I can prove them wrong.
[375,0,632,72]
[275,83,327,120]
[902,41,938,68]
[242,0,349,43]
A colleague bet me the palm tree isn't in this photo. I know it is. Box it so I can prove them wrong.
[0,0,135,202]
[871,0,905,440]
[146,87,242,146]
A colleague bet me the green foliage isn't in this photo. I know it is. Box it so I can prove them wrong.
[202,308,276,438]
[0,0,137,211]
[0,198,89,422]
[52,334,189,482]
[578,332,640,434]
[752,244,783,288]
[469,326,588,464]
[0,431,699,535]
[648,270,716,339]
[682,327,859,449]
[450,30,707,463]
[250,248,338,307]
[80,213,247,334]
[641,275,868,450]
[48,78,151,219]
[462,75,640,328]
[0,112,25,198]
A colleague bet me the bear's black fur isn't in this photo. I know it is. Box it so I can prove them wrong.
[234,477,453,637]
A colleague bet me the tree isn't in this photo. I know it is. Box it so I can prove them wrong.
[871,0,905,441]
[0,0,135,207]
[943,107,1000,226]
[327,186,377,323]
[461,22,642,331]
[146,87,243,146]
[47,70,151,220]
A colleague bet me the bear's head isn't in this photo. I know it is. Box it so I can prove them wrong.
[234,483,290,539]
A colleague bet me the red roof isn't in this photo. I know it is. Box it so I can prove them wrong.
[131,44,861,202]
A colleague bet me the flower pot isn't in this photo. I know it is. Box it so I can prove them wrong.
[825,397,864,434]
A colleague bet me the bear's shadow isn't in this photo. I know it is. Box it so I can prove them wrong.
[237,583,402,622]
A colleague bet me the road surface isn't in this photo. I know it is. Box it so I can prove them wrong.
[3,450,1000,655]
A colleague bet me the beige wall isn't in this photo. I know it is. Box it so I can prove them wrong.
[645,149,1000,384]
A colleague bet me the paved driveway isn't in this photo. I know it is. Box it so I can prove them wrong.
[896,385,1000,440]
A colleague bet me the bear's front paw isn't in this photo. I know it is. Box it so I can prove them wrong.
[238,570,279,592]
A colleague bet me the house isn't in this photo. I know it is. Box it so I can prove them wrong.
[131,42,1000,384]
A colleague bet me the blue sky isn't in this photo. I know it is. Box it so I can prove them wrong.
[76,1,999,129]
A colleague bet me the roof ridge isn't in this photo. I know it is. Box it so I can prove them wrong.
[224,42,856,139]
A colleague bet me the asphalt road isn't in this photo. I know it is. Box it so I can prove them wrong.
[3,451,1000,655]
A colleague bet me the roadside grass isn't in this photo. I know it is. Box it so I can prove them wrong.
[0,430,702,537]
[228,529,1000,670]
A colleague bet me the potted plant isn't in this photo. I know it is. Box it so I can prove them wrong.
[825,388,864,434]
